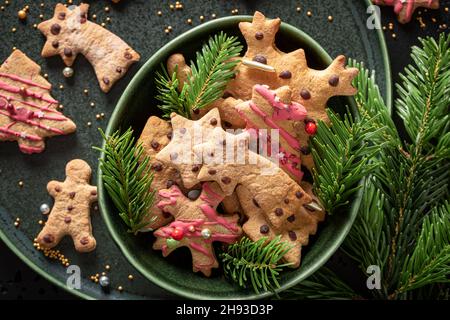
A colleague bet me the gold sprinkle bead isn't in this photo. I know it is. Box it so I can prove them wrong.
[11,27,16,33]
[102,272,106,276]
[92,14,97,20]
[90,102,95,107]
[12,46,16,51]
[38,220,44,225]
[16,218,20,222]
[40,3,45,8]
[59,84,64,90]
[105,265,111,271]
[445,7,449,13]
[25,5,30,11]
[101,22,106,27]
[157,10,162,16]
[392,33,397,39]
[83,89,89,95]
[199,15,204,21]
[14,221,19,227]
[58,104,64,110]
[211,13,216,19]
[39,14,44,20]
[87,121,92,127]
[104,7,110,13]
[43,73,48,78]
[186,18,192,24]
[100,112,105,117]
[382,26,387,31]
[96,114,101,120]
[18,180,24,187]
[169,4,174,11]
[18,10,27,20]
[164,28,170,34]
[307,10,312,17]
[128,275,134,281]
[68,0,73,4]
[33,23,37,29]
[5,0,9,5]
[0,6,4,11]
[328,15,333,22]
[106,17,111,23]
[296,7,301,12]
[167,25,173,31]
[118,286,123,292]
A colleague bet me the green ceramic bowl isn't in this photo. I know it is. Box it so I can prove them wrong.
[98,16,361,300]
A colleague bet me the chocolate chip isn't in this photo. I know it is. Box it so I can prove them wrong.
[275,208,284,216]
[252,198,260,208]
[69,192,76,199]
[43,234,54,243]
[221,177,231,184]
[55,186,61,192]
[151,140,160,149]
[124,52,132,60]
[187,189,201,200]
[166,131,173,140]
[67,205,74,211]
[222,92,232,99]
[52,40,59,48]
[191,165,200,172]
[58,12,66,20]
[287,215,296,222]
[179,127,186,134]
[162,211,171,218]
[152,163,163,172]
[279,70,292,79]
[300,89,311,100]
[208,169,217,175]
[255,32,264,40]
[210,118,217,126]
[166,180,176,188]
[103,77,110,85]
[295,191,304,199]
[63,48,73,57]
[50,24,61,35]
[170,152,178,160]
[80,15,87,24]
[193,109,200,114]
[289,231,297,241]
[224,121,232,128]
[260,224,269,234]
[284,198,290,204]
[328,74,340,87]
[222,139,227,146]
[91,190,97,196]
[64,216,71,224]
[300,146,311,155]
[116,66,122,73]
[80,237,89,245]
[252,55,267,64]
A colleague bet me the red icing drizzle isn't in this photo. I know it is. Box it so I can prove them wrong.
[0,80,58,104]
[373,0,434,22]
[0,73,52,90]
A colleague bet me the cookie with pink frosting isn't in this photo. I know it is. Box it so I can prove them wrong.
[373,0,439,24]
[153,182,242,277]
[0,50,76,154]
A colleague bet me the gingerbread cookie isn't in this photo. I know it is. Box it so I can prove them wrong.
[137,116,190,231]
[225,11,358,123]
[38,3,140,92]
[36,159,98,253]
[166,53,246,129]
[235,84,317,177]
[156,108,224,189]
[153,182,242,276]
[373,0,439,24]
[0,50,76,154]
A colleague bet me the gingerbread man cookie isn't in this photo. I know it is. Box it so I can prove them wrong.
[153,182,242,276]
[225,11,358,123]
[36,159,98,253]
[38,3,140,92]
[0,50,76,154]
[373,0,439,24]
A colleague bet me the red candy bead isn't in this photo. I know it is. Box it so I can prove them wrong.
[171,227,184,241]
[305,121,317,135]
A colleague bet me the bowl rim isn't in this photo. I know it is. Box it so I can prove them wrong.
[98,15,363,300]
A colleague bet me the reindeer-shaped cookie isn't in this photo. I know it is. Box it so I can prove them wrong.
[153,182,241,276]
[36,159,98,253]
[38,3,140,92]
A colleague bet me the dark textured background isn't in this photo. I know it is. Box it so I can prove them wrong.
[0,0,449,299]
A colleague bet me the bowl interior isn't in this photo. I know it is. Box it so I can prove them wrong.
[98,16,361,299]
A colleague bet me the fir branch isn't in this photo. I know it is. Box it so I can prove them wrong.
[220,236,293,294]
[155,32,242,118]
[95,128,156,234]
[392,202,450,298]
[281,267,359,300]
[311,109,384,213]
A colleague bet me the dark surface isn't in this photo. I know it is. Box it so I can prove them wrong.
[0,0,448,300]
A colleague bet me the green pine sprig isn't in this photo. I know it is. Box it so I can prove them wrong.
[94,128,156,234]
[155,32,242,118]
[283,33,450,300]
[220,236,294,294]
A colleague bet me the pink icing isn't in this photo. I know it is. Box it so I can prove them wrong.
[373,0,434,22]
[157,187,183,210]
[254,84,307,121]
[0,93,59,114]
[0,80,58,104]
[0,73,52,90]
